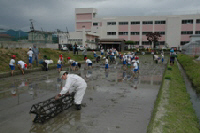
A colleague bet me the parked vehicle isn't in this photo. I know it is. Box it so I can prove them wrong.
[77,45,85,51]
[58,44,72,51]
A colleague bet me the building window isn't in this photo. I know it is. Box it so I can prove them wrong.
[155,21,166,24]
[131,21,140,25]
[142,41,151,45]
[155,32,165,35]
[181,31,193,35]
[196,19,200,24]
[93,23,98,26]
[180,41,189,45]
[135,41,139,45]
[107,32,116,35]
[158,41,165,45]
[195,31,200,34]
[119,22,128,25]
[182,19,193,24]
[131,32,139,35]
[142,21,153,24]
[107,22,116,25]
[142,32,152,35]
[119,32,128,35]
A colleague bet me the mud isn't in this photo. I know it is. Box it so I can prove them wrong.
[0,55,167,133]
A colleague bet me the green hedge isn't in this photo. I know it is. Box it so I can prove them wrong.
[177,54,200,93]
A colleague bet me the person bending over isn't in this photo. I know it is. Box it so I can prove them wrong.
[55,71,87,110]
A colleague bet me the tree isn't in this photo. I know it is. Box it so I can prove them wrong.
[146,32,162,48]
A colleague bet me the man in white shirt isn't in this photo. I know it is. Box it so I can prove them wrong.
[27,47,33,69]
[85,59,93,69]
[55,71,87,110]
[17,60,27,75]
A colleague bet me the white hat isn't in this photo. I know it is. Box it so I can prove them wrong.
[59,71,67,79]
[132,60,136,62]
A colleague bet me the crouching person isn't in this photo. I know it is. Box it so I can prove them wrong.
[17,60,28,75]
[85,59,93,69]
[55,71,87,110]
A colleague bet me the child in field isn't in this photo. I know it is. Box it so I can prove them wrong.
[75,61,81,71]
[93,51,97,58]
[27,47,33,69]
[57,58,62,73]
[9,55,16,76]
[100,48,104,56]
[17,60,28,75]
[135,56,140,73]
[123,54,127,70]
[59,54,63,70]
[127,57,132,69]
[105,56,109,71]
[85,59,93,69]
[131,60,139,78]
[67,57,76,71]
[161,53,164,63]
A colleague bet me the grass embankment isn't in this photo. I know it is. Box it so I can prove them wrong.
[178,54,200,93]
[148,61,200,133]
[0,48,95,73]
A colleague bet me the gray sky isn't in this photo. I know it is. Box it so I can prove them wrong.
[0,0,200,32]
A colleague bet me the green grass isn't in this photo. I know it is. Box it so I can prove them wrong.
[0,48,95,73]
[147,61,200,133]
[147,61,168,133]
[177,54,200,93]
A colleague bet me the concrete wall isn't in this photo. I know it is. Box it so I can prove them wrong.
[0,42,58,49]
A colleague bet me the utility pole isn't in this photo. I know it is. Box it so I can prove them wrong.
[30,19,35,43]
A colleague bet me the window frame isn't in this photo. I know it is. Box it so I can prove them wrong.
[118,32,128,35]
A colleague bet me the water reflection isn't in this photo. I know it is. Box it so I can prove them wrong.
[86,71,93,79]
[105,71,109,78]
[132,78,139,89]
[29,111,84,133]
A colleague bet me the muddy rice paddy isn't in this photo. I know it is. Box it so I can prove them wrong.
[0,55,167,133]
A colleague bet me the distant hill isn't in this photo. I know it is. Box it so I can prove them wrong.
[0,29,28,38]
[6,29,28,38]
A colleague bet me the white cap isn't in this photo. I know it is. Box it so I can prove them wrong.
[59,71,67,79]
[132,60,136,62]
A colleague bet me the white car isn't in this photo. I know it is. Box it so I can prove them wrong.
[61,46,69,51]
[77,45,85,51]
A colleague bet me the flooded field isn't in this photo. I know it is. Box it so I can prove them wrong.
[0,55,167,133]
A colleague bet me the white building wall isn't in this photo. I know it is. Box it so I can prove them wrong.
[165,17,181,47]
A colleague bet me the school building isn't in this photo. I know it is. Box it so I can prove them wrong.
[69,8,200,50]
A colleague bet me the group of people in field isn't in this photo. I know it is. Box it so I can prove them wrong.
[9,45,40,76]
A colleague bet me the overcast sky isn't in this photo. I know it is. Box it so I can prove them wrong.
[0,0,200,32]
